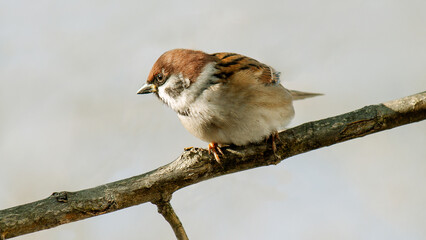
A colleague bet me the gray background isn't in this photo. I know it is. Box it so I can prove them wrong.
[1,0,425,239]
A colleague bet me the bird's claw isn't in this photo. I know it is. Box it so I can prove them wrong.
[267,131,282,158]
[208,142,224,164]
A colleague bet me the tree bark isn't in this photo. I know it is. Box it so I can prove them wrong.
[0,91,425,239]
[154,199,189,240]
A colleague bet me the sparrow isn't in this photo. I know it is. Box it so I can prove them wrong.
[138,49,321,162]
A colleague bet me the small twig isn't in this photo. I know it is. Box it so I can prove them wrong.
[154,199,189,240]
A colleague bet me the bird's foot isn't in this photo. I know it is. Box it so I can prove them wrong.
[267,131,281,156]
[208,142,224,164]
[184,146,194,151]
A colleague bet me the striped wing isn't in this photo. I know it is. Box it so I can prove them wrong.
[211,52,280,85]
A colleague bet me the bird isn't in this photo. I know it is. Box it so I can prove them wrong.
[137,49,321,162]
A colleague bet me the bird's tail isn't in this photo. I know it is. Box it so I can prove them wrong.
[289,90,323,100]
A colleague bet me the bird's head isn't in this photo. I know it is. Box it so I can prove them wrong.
[137,49,218,113]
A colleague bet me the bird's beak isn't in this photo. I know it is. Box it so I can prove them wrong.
[137,83,157,94]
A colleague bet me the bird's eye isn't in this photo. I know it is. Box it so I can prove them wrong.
[156,73,165,83]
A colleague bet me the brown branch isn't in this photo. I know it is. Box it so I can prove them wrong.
[154,198,189,240]
[0,91,425,239]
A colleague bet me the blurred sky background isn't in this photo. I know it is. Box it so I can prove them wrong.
[1,0,425,239]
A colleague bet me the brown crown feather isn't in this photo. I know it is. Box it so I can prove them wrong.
[147,49,217,83]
